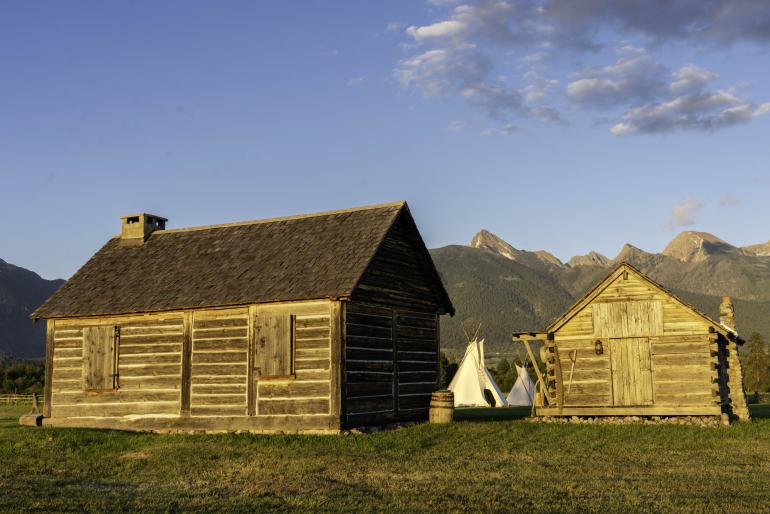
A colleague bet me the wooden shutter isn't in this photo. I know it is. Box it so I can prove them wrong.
[255,312,293,377]
[594,301,663,338]
[82,325,116,390]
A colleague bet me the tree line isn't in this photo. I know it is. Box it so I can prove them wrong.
[0,359,45,394]
[744,332,770,400]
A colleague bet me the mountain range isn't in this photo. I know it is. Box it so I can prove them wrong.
[433,230,770,359]
[2,228,770,360]
[0,259,64,358]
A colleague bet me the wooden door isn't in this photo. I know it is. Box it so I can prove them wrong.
[609,337,653,406]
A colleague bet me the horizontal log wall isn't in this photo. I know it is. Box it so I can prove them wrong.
[345,303,395,421]
[345,302,437,427]
[395,312,438,413]
[555,338,611,406]
[46,300,337,431]
[650,334,716,406]
[51,315,183,419]
[555,334,716,407]
[191,308,249,417]
[256,312,332,417]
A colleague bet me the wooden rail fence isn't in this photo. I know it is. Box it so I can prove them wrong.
[0,393,43,406]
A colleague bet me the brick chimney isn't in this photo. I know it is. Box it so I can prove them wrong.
[120,213,167,244]
[719,296,736,332]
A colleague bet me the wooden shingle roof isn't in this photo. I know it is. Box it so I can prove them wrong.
[33,202,453,319]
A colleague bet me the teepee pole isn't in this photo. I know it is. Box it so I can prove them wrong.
[518,337,550,406]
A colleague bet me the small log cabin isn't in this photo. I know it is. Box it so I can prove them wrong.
[30,202,454,433]
[514,263,749,421]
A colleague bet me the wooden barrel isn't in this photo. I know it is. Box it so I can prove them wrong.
[429,390,454,424]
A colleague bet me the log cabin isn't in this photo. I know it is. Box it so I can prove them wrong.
[30,202,454,433]
[514,263,750,422]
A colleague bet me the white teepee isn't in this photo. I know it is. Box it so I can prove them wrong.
[447,339,508,407]
[506,364,535,406]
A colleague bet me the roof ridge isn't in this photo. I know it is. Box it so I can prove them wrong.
[154,201,406,235]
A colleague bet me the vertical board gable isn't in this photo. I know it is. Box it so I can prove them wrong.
[593,301,663,338]
[352,212,444,312]
[556,270,713,338]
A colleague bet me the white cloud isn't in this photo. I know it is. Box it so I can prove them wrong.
[611,90,770,135]
[347,77,365,87]
[406,0,541,45]
[566,51,667,107]
[720,194,740,207]
[524,72,559,102]
[671,64,718,92]
[407,20,466,40]
[670,198,704,227]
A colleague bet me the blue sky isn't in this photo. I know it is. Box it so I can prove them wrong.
[2,1,770,280]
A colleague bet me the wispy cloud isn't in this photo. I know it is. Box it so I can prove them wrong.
[670,198,704,228]
[347,77,365,87]
[612,89,770,135]
[446,120,469,131]
[720,194,740,207]
[386,21,406,33]
[480,123,517,136]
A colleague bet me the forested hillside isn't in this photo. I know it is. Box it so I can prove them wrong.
[0,259,63,358]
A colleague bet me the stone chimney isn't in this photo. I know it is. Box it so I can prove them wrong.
[719,296,736,332]
[120,213,167,244]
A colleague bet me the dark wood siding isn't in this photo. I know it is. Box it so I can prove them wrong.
[344,302,438,428]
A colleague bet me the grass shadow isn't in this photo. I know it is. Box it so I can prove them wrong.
[453,406,531,422]
[456,404,770,421]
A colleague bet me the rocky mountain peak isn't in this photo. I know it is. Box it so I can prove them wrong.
[743,240,770,257]
[612,243,652,265]
[568,251,610,268]
[470,230,520,260]
[662,231,738,263]
[470,230,564,268]
[534,250,564,267]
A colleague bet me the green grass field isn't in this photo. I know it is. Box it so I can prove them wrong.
[2,405,770,513]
